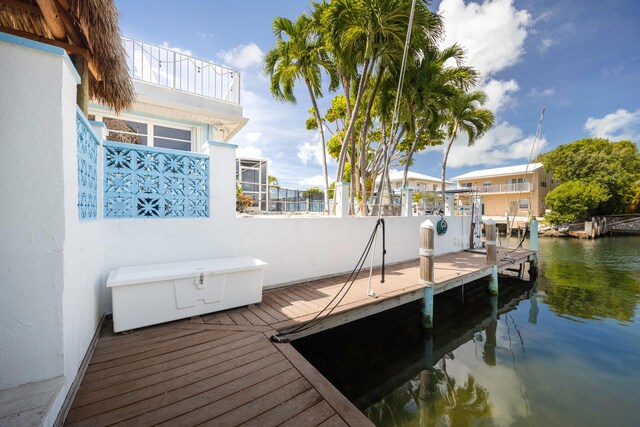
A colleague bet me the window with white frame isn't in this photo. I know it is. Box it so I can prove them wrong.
[94,114,197,152]
[519,199,529,209]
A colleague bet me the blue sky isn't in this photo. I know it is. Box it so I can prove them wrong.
[115,0,640,188]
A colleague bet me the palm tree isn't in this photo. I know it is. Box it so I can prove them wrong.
[440,90,495,208]
[264,14,337,213]
[322,0,443,213]
[399,44,478,189]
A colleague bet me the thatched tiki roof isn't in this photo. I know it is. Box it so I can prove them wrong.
[0,0,135,112]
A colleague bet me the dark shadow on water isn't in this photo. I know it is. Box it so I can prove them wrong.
[293,277,536,425]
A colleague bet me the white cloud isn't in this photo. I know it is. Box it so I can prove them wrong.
[297,140,324,166]
[236,144,263,159]
[584,109,640,141]
[539,38,555,54]
[438,0,531,79]
[160,42,192,56]
[528,87,555,97]
[446,121,548,169]
[298,175,329,187]
[232,87,329,187]
[246,132,262,143]
[217,43,264,69]
[482,79,519,113]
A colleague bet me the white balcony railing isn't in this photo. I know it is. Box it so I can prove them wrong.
[472,182,532,194]
[122,37,240,105]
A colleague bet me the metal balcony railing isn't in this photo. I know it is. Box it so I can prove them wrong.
[122,37,240,105]
[472,183,532,194]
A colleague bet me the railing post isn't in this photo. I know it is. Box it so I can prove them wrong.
[334,182,349,218]
[485,219,498,295]
[402,188,413,217]
[420,220,435,328]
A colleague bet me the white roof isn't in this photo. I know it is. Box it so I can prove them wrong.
[450,163,544,181]
[384,169,453,184]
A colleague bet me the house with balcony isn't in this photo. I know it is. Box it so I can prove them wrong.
[450,163,557,218]
[88,37,247,154]
[386,170,454,193]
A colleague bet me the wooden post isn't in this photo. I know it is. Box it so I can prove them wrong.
[73,55,90,116]
[485,219,498,295]
[420,220,435,329]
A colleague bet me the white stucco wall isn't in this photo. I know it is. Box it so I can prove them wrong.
[99,143,471,312]
[0,37,75,389]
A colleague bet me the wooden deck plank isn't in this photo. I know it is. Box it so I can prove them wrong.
[200,377,311,427]
[252,300,289,322]
[72,338,273,408]
[262,293,308,317]
[236,306,268,326]
[163,322,274,333]
[92,328,199,357]
[199,312,222,324]
[247,303,282,324]
[212,310,237,325]
[75,333,266,394]
[280,400,337,427]
[227,309,252,326]
[274,342,375,427]
[145,365,299,427]
[319,414,350,427]
[242,388,324,427]
[81,331,254,385]
[89,329,203,363]
[85,330,233,373]
[66,350,286,425]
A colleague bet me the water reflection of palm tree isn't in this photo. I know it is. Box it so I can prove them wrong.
[417,359,491,426]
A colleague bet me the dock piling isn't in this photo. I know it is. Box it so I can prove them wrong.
[420,220,435,328]
[485,219,499,295]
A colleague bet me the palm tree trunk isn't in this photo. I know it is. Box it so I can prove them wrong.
[358,64,384,215]
[335,58,370,187]
[441,123,458,209]
[402,118,428,189]
[305,79,330,214]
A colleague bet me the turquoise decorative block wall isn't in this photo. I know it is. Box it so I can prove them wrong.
[77,111,99,221]
[103,141,209,218]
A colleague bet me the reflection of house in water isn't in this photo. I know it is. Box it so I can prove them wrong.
[293,277,539,425]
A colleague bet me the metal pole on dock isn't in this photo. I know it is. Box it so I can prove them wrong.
[420,220,435,328]
[485,219,498,296]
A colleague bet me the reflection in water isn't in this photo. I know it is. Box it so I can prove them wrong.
[537,237,640,322]
[294,237,640,426]
[294,278,535,426]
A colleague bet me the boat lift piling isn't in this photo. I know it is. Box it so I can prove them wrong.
[420,219,435,328]
[485,219,499,296]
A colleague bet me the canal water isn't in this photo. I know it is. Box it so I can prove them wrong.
[293,236,640,426]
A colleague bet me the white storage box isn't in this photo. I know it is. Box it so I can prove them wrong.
[107,257,267,332]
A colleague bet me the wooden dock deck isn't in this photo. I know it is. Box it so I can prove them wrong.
[65,247,535,426]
